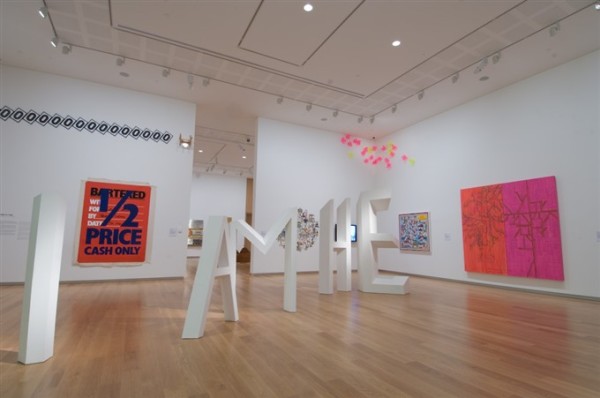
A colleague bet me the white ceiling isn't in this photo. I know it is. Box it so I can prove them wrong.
[1,1,599,177]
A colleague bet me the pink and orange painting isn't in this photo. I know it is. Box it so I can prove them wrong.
[460,176,564,280]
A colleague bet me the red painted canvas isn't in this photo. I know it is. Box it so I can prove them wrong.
[461,176,564,280]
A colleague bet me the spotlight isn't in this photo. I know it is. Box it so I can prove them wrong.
[474,57,488,74]
[391,104,397,113]
[417,91,424,100]
[358,116,363,123]
[491,52,501,64]
[595,1,600,10]
[277,96,283,104]
[549,22,560,37]
[61,44,72,54]
[306,103,312,112]
[202,78,210,87]
[162,68,170,77]
[38,6,48,18]
[50,37,58,48]
[179,134,193,149]
[187,74,194,89]
[451,73,459,84]
[369,116,375,124]
[333,109,338,117]
[303,3,313,12]
[116,56,125,66]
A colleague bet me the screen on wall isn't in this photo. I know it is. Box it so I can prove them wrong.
[76,179,153,265]
[334,224,357,243]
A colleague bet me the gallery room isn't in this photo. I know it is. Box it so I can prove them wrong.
[1,1,598,397]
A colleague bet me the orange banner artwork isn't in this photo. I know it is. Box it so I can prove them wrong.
[77,180,152,265]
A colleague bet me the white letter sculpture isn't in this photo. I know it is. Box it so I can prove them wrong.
[182,216,238,339]
[19,193,66,364]
[319,198,351,294]
[235,208,297,312]
[182,208,298,339]
[357,190,409,294]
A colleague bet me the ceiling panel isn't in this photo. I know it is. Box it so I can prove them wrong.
[239,0,363,66]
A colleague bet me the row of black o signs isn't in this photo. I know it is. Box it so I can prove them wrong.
[1,105,173,143]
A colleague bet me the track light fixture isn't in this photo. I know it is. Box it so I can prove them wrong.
[491,52,501,64]
[61,44,72,54]
[162,68,170,77]
[277,96,283,104]
[474,57,488,74]
[50,37,58,48]
[202,78,210,87]
[595,1,600,10]
[38,6,48,18]
[549,22,560,37]
[333,109,338,117]
[116,56,125,66]
[358,116,363,123]
[451,73,459,84]
[179,134,193,149]
[417,91,424,100]
[391,104,397,113]
[187,74,194,89]
[306,103,312,112]
[369,116,375,124]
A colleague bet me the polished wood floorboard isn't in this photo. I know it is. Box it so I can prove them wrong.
[1,260,599,398]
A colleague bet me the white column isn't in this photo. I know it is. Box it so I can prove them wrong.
[19,193,66,364]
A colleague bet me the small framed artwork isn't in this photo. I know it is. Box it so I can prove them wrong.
[399,212,430,252]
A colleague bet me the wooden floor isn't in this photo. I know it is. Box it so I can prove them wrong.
[1,260,599,398]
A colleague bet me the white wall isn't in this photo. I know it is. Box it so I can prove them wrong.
[0,66,195,283]
[252,118,376,274]
[376,51,600,298]
[188,173,247,254]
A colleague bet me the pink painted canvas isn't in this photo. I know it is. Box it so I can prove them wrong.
[461,176,564,281]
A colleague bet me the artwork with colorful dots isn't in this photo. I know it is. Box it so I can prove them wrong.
[340,133,415,169]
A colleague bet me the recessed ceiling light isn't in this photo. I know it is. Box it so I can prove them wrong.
[392,40,401,47]
[198,149,203,153]
[304,3,313,12]
[242,155,247,159]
